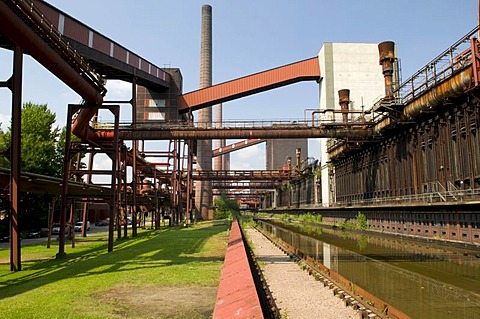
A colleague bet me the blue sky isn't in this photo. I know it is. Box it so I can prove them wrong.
[0,0,477,171]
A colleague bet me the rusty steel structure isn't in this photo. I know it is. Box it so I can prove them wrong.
[2,0,480,274]
[178,57,321,112]
[212,138,265,157]
[264,27,480,247]
[193,169,293,181]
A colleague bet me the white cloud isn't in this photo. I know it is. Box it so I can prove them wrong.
[88,154,112,184]
[230,144,265,170]
[0,113,10,131]
[105,80,132,101]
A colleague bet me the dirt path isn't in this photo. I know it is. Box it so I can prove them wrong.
[246,228,359,319]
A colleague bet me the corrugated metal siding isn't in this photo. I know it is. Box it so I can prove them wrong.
[178,57,320,112]
[63,17,89,44]
[92,33,110,55]
[113,45,127,62]
[141,61,149,73]
[129,54,139,70]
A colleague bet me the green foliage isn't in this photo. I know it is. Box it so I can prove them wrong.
[339,220,356,229]
[213,195,239,219]
[0,224,229,318]
[0,102,61,176]
[299,213,323,224]
[338,212,368,230]
[0,102,83,231]
[357,235,368,250]
[356,212,368,230]
[239,215,254,228]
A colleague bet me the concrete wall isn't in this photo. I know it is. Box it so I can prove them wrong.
[318,43,384,206]
[266,139,308,170]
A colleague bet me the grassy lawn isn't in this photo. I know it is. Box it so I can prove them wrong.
[0,221,229,319]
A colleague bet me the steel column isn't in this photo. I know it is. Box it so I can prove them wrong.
[10,44,22,271]
[81,148,95,238]
[58,105,74,259]
[108,106,120,252]
[177,139,183,223]
[132,78,138,237]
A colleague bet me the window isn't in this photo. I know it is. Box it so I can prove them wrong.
[147,99,166,107]
[148,112,165,120]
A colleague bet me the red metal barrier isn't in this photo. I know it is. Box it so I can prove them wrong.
[213,220,263,318]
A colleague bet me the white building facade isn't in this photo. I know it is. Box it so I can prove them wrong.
[318,43,386,206]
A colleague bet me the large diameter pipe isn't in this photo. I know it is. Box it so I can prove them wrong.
[403,67,473,119]
[119,127,374,140]
[378,41,396,99]
[71,108,99,139]
[295,148,301,171]
[0,1,103,105]
[338,89,350,123]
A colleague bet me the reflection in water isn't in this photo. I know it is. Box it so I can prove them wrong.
[258,220,480,319]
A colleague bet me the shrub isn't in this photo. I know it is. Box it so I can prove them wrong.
[356,212,368,230]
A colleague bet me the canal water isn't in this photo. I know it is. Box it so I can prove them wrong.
[257,220,480,319]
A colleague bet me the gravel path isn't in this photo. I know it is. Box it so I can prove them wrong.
[246,228,359,319]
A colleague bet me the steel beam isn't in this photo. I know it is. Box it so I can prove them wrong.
[58,105,74,259]
[212,139,265,157]
[132,78,138,237]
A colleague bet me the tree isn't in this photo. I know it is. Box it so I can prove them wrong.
[213,195,240,219]
[0,102,62,231]
[0,102,61,176]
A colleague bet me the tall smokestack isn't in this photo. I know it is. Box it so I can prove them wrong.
[378,41,396,99]
[195,4,213,220]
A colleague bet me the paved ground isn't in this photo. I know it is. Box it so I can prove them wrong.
[246,228,359,319]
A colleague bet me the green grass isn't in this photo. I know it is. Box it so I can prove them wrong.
[0,222,229,318]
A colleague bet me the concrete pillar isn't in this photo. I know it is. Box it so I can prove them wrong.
[195,4,213,219]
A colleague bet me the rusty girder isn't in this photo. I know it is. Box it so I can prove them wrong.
[193,170,292,181]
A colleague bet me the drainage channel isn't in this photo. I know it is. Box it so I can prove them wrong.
[253,225,397,319]
[255,219,480,319]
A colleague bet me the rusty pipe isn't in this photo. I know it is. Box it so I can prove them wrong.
[403,67,473,119]
[296,148,301,171]
[0,1,103,105]
[338,89,350,123]
[117,126,374,140]
[378,41,396,99]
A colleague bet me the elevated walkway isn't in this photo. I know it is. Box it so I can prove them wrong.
[30,0,171,89]
[179,57,320,112]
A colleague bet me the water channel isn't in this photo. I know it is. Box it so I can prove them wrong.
[256,219,480,319]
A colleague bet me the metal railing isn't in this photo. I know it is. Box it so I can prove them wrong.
[93,117,372,131]
[332,187,480,207]
[7,0,107,95]
[395,26,480,106]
